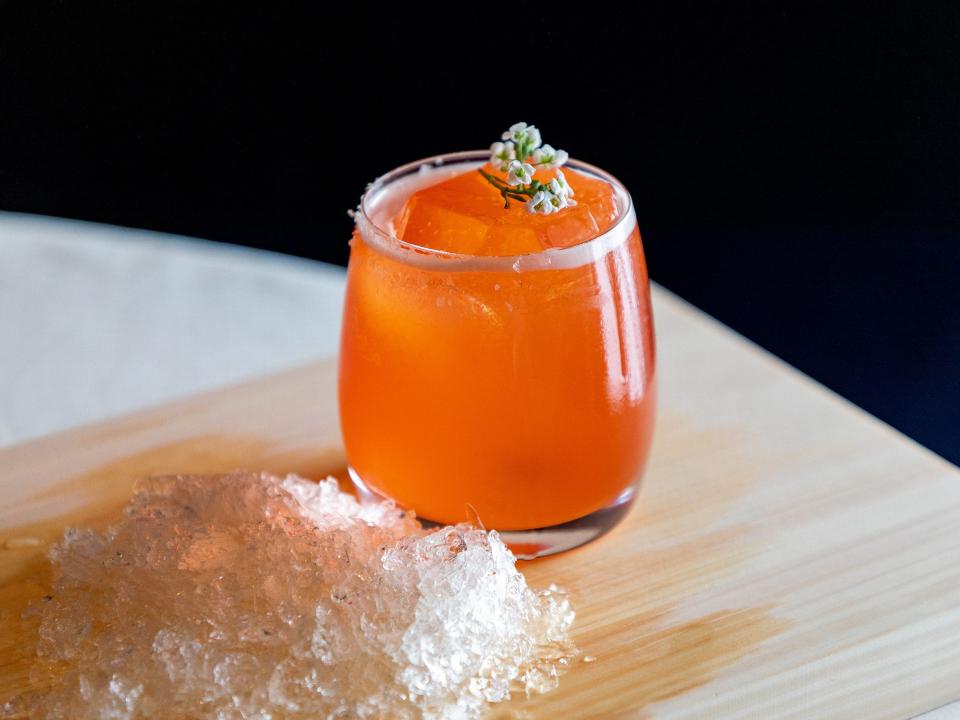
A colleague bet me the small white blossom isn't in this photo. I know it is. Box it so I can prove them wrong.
[489,141,516,171]
[506,160,535,187]
[548,180,571,209]
[532,144,569,168]
[527,190,557,215]
[502,122,542,150]
[537,172,576,210]
[502,121,528,141]
[526,125,542,149]
[532,144,554,165]
[554,168,575,198]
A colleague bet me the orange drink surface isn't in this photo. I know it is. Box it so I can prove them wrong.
[339,155,656,531]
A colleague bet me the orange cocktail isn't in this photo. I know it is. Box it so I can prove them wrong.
[339,147,655,556]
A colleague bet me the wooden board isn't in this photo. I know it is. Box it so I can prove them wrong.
[2,285,959,719]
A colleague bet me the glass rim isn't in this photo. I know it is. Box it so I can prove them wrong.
[356,150,636,272]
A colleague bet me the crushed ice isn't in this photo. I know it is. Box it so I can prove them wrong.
[6,473,575,719]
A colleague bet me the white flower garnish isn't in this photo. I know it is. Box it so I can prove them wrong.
[532,144,569,169]
[553,169,576,203]
[502,122,528,141]
[481,123,577,211]
[502,122,542,149]
[548,181,571,209]
[527,190,556,215]
[506,160,535,187]
[526,126,542,149]
[489,141,516,171]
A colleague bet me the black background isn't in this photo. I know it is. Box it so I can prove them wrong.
[2,3,958,463]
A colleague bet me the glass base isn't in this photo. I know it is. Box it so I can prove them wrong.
[348,468,637,560]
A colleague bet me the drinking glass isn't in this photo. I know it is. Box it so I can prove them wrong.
[339,151,656,557]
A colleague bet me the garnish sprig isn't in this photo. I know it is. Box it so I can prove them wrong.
[482,122,575,214]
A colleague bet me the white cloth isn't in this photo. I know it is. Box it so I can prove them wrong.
[0,212,346,447]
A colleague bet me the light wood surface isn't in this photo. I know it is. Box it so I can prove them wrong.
[2,285,959,719]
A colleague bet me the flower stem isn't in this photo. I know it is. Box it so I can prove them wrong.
[478,168,508,189]
[478,168,538,202]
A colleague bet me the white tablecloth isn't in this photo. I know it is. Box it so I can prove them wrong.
[0,211,956,719]
[0,211,346,447]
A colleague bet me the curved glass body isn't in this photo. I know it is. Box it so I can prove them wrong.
[339,152,656,552]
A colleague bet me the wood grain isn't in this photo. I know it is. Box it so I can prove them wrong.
[2,285,959,719]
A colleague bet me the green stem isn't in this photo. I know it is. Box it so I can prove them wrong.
[478,168,539,209]
[478,167,508,189]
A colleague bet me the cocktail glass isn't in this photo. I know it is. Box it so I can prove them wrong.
[339,151,656,557]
